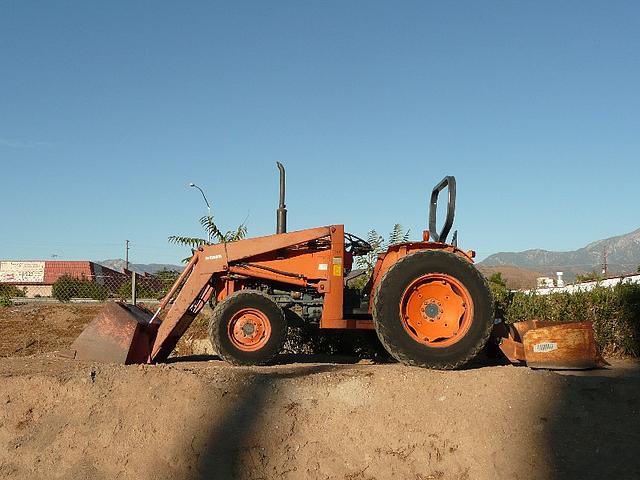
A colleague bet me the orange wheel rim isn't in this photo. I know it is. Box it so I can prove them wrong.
[227,308,272,352]
[399,273,474,348]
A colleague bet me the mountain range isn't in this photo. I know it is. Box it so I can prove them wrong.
[479,227,640,281]
[96,259,183,275]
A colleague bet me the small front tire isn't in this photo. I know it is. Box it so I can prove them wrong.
[209,290,287,365]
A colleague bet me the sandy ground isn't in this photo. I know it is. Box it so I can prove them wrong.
[0,303,205,358]
[0,304,103,357]
[1,304,639,479]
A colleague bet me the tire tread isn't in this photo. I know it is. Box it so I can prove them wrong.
[372,251,494,370]
[209,290,287,366]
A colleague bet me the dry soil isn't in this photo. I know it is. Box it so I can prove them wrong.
[0,303,638,480]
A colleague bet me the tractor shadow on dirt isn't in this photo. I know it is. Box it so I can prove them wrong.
[193,365,340,479]
[187,359,640,479]
[544,362,640,479]
[167,350,510,368]
[166,353,383,365]
[165,354,220,363]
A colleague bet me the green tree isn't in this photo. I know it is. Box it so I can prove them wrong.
[117,269,180,301]
[0,284,24,308]
[355,229,385,275]
[155,269,181,296]
[355,224,410,275]
[0,285,26,298]
[52,275,109,302]
[169,215,247,262]
[353,224,410,290]
[487,271,511,319]
[117,279,163,300]
[489,272,507,288]
[388,223,410,246]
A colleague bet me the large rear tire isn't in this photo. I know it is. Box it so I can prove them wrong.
[372,250,493,369]
[209,290,287,366]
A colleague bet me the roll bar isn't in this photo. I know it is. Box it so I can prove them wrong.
[428,176,456,243]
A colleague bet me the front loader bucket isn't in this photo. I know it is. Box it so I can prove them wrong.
[498,320,608,370]
[64,302,158,364]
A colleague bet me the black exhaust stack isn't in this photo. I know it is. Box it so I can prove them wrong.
[276,162,287,234]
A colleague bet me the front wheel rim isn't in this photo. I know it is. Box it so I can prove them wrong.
[227,308,272,352]
[399,273,474,348]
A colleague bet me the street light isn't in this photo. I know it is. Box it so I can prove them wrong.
[189,182,212,243]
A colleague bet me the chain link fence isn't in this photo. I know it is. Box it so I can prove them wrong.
[1,270,180,304]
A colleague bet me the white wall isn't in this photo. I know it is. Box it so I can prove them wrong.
[521,274,640,296]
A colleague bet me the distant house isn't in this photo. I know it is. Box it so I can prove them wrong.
[522,272,640,296]
[0,260,128,298]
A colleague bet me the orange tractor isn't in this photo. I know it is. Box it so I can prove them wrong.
[68,164,604,369]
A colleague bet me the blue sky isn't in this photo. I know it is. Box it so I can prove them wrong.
[1,1,638,264]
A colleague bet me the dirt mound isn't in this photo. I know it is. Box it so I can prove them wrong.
[1,356,639,479]
[0,303,206,359]
[0,304,102,357]
[1,303,639,479]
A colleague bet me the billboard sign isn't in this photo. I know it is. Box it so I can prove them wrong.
[0,261,45,283]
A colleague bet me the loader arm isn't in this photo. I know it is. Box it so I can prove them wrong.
[150,251,216,362]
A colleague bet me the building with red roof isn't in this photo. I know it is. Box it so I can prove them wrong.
[0,260,128,297]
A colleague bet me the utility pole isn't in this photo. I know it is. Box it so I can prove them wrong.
[125,240,130,271]
[601,247,608,278]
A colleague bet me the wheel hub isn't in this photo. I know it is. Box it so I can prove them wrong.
[422,300,441,320]
[228,308,272,351]
[400,274,473,347]
[241,322,256,337]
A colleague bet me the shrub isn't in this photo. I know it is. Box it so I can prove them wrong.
[487,272,513,320]
[0,296,12,308]
[504,283,640,356]
[0,284,26,298]
[52,275,109,302]
[155,269,180,297]
[116,270,179,300]
[117,280,162,300]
